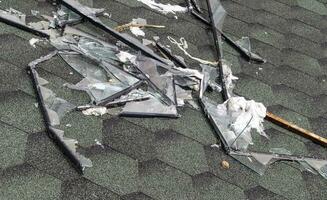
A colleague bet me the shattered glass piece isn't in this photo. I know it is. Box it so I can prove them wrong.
[137,0,188,14]
[235,37,266,63]
[230,153,268,176]
[59,53,108,82]
[251,152,275,166]
[207,0,226,31]
[105,89,151,107]
[236,37,251,52]
[186,100,200,110]
[305,159,327,179]
[134,55,176,106]
[121,95,178,117]
[175,85,193,107]
[49,126,93,169]
[55,36,141,105]
[299,161,318,175]
[78,37,119,63]
[61,0,168,64]
[51,5,83,28]
[174,75,199,88]
[200,64,219,98]
[269,148,292,155]
[39,85,76,126]
[142,39,154,46]
[46,108,60,126]
[65,77,134,104]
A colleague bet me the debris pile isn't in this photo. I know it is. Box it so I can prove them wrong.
[1,0,326,180]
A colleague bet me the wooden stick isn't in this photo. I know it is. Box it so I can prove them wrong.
[265,112,327,147]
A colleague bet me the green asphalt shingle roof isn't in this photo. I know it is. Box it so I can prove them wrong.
[0,0,326,199]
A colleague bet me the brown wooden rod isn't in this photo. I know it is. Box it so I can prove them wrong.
[265,112,327,147]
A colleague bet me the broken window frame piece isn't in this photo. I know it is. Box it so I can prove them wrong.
[190,0,266,64]
[28,51,91,173]
[204,0,228,101]
[60,0,168,64]
[0,8,50,38]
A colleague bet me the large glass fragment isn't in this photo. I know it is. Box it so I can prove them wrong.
[54,35,142,105]
[60,0,168,64]
[207,0,226,31]
[200,64,220,98]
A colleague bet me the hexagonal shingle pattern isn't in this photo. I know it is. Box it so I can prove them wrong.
[0,0,326,199]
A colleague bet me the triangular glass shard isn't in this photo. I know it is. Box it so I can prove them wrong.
[49,126,93,169]
[207,0,226,31]
[230,153,268,176]
[305,159,327,179]
[236,37,251,52]
[251,152,275,166]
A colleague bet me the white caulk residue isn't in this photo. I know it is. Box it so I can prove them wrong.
[137,0,188,14]
[29,38,40,48]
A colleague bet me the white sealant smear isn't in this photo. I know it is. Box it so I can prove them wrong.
[29,38,41,48]
[137,0,188,14]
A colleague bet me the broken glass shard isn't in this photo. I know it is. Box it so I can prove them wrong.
[121,95,178,117]
[235,37,266,63]
[61,0,168,64]
[49,126,92,169]
[207,0,226,31]
[200,64,220,98]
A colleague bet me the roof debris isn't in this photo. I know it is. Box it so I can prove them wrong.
[29,38,41,48]
[3,0,325,180]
